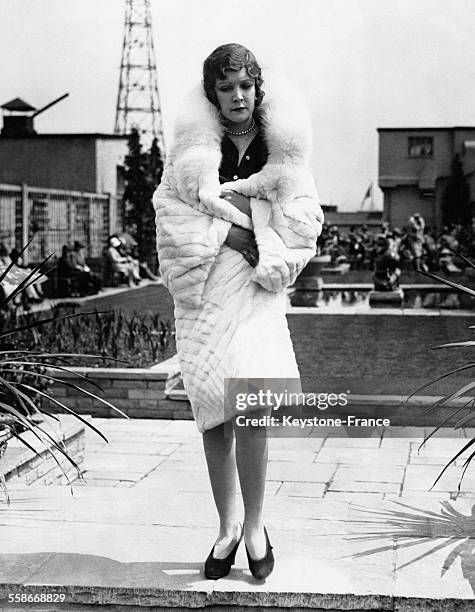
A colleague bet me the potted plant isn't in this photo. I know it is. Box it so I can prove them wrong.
[0,244,128,503]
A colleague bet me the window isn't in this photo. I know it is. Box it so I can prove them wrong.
[408,136,433,158]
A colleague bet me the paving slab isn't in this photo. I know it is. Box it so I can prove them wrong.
[324,492,386,504]
[333,465,406,483]
[329,480,401,494]
[83,453,164,473]
[134,469,213,492]
[316,446,409,465]
[268,449,318,462]
[91,441,180,456]
[266,461,336,483]
[268,437,326,451]
[2,419,475,609]
[80,469,146,482]
[276,482,326,498]
[408,455,460,466]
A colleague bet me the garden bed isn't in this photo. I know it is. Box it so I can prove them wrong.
[4,304,176,369]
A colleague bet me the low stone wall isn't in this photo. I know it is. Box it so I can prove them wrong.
[3,415,85,487]
[48,356,193,420]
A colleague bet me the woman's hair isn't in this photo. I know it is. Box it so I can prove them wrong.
[203,43,265,109]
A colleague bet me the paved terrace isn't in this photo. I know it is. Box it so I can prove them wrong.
[1,419,475,610]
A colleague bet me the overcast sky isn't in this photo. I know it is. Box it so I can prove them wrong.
[1,0,475,210]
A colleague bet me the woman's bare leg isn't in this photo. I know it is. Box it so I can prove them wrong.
[202,423,241,557]
[233,409,269,559]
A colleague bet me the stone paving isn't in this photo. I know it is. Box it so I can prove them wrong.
[1,418,475,610]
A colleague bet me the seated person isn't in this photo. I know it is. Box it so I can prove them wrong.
[69,241,102,296]
[439,248,462,275]
[126,244,160,281]
[105,236,138,287]
[118,241,142,285]
[0,242,45,305]
[373,236,401,291]
[51,244,78,297]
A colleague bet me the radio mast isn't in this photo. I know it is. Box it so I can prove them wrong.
[114,0,164,152]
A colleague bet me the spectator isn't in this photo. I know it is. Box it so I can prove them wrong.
[0,242,45,306]
[105,236,138,287]
[68,241,102,296]
[306,217,475,276]
[57,245,73,277]
[126,244,160,281]
[372,235,401,291]
[439,247,462,275]
[408,213,425,269]
[0,242,48,306]
[423,230,438,271]
[53,245,76,297]
[117,240,142,284]
[389,228,402,258]
[348,234,365,270]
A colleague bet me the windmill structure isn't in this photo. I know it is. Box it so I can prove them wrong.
[114,0,164,152]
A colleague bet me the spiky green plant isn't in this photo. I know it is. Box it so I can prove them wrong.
[405,245,475,493]
[16,308,175,368]
[0,243,128,503]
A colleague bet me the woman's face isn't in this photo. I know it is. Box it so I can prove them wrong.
[214,68,256,126]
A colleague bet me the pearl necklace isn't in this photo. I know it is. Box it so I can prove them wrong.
[225,117,256,136]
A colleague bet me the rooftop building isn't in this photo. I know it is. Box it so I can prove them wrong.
[378,127,475,230]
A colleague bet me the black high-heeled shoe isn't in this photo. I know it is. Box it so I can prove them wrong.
[204,524,243,579]
[245,526,274,580]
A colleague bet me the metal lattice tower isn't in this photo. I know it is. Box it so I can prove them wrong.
[114,0,164,151]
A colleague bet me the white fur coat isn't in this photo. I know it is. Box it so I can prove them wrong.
[153,76,324,307]
[152,77,323,432]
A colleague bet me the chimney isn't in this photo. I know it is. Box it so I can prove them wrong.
[1,97,37,136]
[1,94,69,137]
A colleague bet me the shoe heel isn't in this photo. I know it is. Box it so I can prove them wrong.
[204,524,243,580]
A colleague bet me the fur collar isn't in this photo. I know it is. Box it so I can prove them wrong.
[168,75,313,206]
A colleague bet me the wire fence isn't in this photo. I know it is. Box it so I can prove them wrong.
[0,183,120,263]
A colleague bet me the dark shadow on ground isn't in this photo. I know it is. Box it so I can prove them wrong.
[0,550,259,592]
[346,500,475,595]
[0,551,208,590]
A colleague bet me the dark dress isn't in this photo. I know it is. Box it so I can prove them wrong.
[219,130,268,184]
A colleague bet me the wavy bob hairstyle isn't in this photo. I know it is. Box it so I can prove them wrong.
[202,43,265,110]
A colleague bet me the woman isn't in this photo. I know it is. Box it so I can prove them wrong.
[153,43,323,580]
[105,236,138,287]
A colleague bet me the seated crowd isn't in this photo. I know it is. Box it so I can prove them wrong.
[56,235,159,297]
[0,235,160,307]
[319,215,475,275]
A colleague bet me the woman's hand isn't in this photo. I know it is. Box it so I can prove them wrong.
[221,189,252,217]
[225,225,259,267]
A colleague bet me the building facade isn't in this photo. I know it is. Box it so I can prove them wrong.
[0,133,129,262]
[378,127,475,230]
[0,133,128,198]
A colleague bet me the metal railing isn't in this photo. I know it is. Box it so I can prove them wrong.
[0,183,120,263]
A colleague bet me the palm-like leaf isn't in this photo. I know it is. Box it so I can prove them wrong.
[414,253,475,492]
[0,247,129,503]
